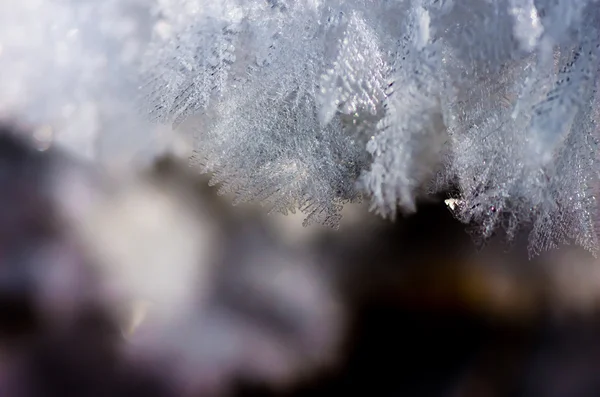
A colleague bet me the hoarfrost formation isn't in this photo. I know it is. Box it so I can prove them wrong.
[1,0,599,255]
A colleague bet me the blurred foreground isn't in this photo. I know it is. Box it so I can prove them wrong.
[1,125,600,397]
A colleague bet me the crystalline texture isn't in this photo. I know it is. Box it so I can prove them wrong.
[3,0,600,255]
[317,10,389,125]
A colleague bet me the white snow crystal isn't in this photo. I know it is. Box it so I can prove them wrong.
[2,0,600,255]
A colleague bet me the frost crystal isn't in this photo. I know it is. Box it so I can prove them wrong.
[2,0,600,255]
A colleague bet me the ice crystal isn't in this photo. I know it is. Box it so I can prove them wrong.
[2,0,600,255]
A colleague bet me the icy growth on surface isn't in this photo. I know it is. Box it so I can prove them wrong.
[2,0,600,255]
[140,0,600,254]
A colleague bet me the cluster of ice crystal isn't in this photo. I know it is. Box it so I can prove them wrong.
[1,0,600,255]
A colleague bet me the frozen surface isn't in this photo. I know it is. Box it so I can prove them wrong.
[1,0,600,255]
